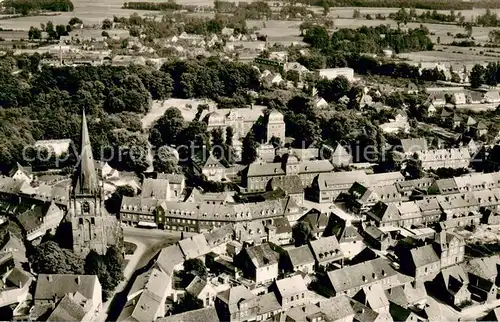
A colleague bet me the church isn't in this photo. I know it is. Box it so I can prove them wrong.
[69,110,123,257]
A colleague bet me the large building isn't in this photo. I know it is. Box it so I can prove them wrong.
[204,106,286,143]
[70,110,123,257]
[318,68,354,82]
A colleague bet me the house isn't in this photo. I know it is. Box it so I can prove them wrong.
[0,267,33,308]
[185,276,217,307]
[362,225,394,251]
[16,201,64,241]
[284,245,315,273]
[385,281,427,309]
[215,285,257,322]
[389,302,425,322]
[255,292,281,321]
[353,284,390,315]
[366,202,401,228]
[266,109,286,143]
[399,244,440,281]
[308,236,343,270]
[329,143,353,167]
[326,258,401,296]
[158,307,219,322]
[400,138,428,155]
[484,90,500,103]
[462,255,499,303]
[275,274,308,309]
[299,209,328,238]
[318,67,354,82]
[467,91,483,104]
[237,243,279,285]
[423,100,437,117]
[46,291,96,321]
[118,267,171,321]
[178,234,211,260]
[379,112,410,134]
[334,225,364,259]
[432,265,471,307]
[312,170,369,203]
[285,303,330,322]
[268,175,304,205]
[34,139,72,157]
[244,156,333,193]
[314,97,329,109]
[452,92,467,105]
[405,82,418,94]
[8,163,33,182]
[155,244,185,275]
[415,148,471,170]
[157,173,185,200]
[476,121,488,137]
[347,183,401,214]
[33,274,102,321]
[433,231,465,268]
[201,154,227,182]
[141,177,171,200]
[318,295,356,322]
[397,201,422,227]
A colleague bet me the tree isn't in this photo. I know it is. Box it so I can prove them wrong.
[211,128,225,159]
[152,107,185,146]
[105,185,135,214]
[56,24,68,38]
[465,23,473,37]
[69,17,82,26]
[102,19,113,30]
[153,145,181,173]
[242,131,258,165]
[404,153,424,179]
[28,26,42,40]
[184,258,207,277]
[46,21,57,40]
[85,250,111,290]
[292,221,312,246]
[30,241,85,274]
[353,9,361,19]
[104,246,124,291]
[303,25,329,49]
[470,64,486,88]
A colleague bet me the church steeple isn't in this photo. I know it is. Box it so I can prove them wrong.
[74,109,98,195]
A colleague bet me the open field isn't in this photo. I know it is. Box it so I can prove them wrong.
[141,98,216,129]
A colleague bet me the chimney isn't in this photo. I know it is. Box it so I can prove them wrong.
[48,275,53,282]
[76,276,81,284]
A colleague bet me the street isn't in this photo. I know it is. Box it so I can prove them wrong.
[95,226,184,322]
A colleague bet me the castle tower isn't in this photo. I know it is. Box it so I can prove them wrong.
[70,109,122,257]
[266,109,285,143]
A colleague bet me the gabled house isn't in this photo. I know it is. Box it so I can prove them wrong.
[484,90,500,103]
[237,243,278,285]
[362,225,394,251]
[462,255,499,303]
[0,267,33,308]
[452,92,467,105]
[299,209,328,238]
[399,244,440,281]
[385,281,427,309]
[432,264,471,307]
[274,274,308,309]
[432,231,465,268]
[389,302,426,322]
[308,236,343,270]
[185,276,217,307]
[284,245,315,274]
[215,285,257,322]
[16,201,64,241]
[8,163,32,183]
[353,284,390,316]
[329,143,353,167]
[326,258,400,297]
[366,202,401,228]
[201,154,227,182]
[476,121,488,137]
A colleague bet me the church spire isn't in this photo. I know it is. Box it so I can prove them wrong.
[74,109,98,195]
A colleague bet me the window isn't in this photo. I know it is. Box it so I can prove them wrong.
[91,217,95,225]
[78,218,83,225]
[82,201,90,213]
[302,293,304,299]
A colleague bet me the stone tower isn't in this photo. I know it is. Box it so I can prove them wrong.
[70,110,123,257]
